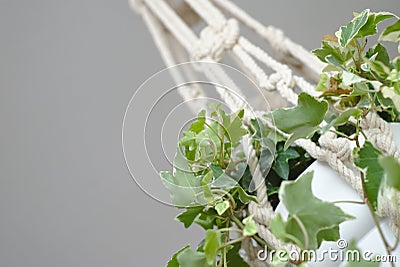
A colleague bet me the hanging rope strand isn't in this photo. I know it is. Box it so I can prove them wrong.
[184,0,226,29]
[143,0,198,51]
[209,0,325,82]
[140,5,206,112]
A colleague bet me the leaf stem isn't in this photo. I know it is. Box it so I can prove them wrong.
[332,200,365,205]
[223,219,229,267]
[218,227,243,234]
[223,246,227,267]
[330,130,350,139]
[293,215,309,250]
[204,122,224,148]
[219,117,225,167]
[218,236,247,250]
[211,189,236,209]
[390,235,399,251]
[355,39,363,72]
[359,170,394,267]
[229,210,274,250]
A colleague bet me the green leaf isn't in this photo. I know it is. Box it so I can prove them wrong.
[353,141,384,209]
[269,93,328,150]
[167,245,190,267]
[350,82,370,97]
[179,131,198,161]
[160,149,203,207]
[202,170,214,185]
[189,110,206,133]
[364,44,392,81]
[195,121,222,163]
[388,69,400,83]
[208,102,222,112]
[270,213,289,241]
[203,185,214,204]
[342,71,368,87]
[218,109,248,147]
[382,86,400,112]
[325,55,347,70]
[236,186,258,204]
[368,43,391,67]
[312,41,352,65]
[272,171,354,250]
[177,246,208,267]
[209,164,238,190]
[380,20,400,43]
[316,226,340,247]
[259,147,274,176]
[337,9,369,47]
[250,118,286,144]
[330,108,363,129]
[176,206,204,228]
[195,212,216,230]
[202,171,215,203]
[356,12,395,39]
[204,230,221,265]
[215,200,230,215]
[379,156,400,190]
[243,215,258,236]
[388,59,400,83]
[230,162,252,190]
[270,251,290,266]
[272,145,300,180]
[315,73,329,92]
[225,243,250,267]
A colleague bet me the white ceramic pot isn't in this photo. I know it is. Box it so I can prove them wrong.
[275,123,400,266]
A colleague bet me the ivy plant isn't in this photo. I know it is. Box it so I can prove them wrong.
[159,9,400,267]
[161,105,351,266]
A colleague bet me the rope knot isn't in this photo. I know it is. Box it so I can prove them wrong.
[361,112,398,156]
[248,201,274,225]
[192,19,239,61]
[319,132,351,162]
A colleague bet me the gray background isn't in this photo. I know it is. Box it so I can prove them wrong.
[1,1,399,266]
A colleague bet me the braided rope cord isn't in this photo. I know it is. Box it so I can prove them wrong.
[131,0,400,265]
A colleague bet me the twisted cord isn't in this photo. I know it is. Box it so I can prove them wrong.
[142,0,198,52]
[243,135,300,266]
[192,18,240,62]
[139,5,206,112]
[295,135,363,196]
[242,239,271,267]
[184,0,226,30]
[361,112,400,159]
[209,0,325,82]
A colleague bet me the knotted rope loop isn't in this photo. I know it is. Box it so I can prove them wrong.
[361,112,399,158]
[319,132,352,162]
[258,72,281,91]
[192,18,240,61]
[248,202,274,226]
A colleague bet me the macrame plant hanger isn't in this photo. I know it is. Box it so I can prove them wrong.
[131,1,400,266]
